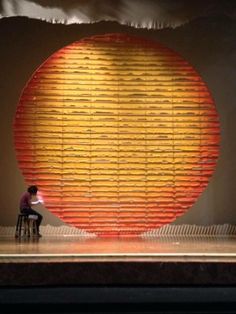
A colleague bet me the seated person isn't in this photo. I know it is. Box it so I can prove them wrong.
[19,185,43,237]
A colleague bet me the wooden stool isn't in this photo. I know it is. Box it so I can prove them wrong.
[15,213,38,238]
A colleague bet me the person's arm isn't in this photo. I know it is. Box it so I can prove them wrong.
[30,191,43,205]
[31,199,43,205]
[30,195,44,205]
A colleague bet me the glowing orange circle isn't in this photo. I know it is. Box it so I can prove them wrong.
[14,33,220,236]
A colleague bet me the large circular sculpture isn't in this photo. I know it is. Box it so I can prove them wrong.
[14,33,220,236]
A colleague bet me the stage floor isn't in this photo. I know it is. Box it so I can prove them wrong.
[1,235,236,286]
[1,235,236,261]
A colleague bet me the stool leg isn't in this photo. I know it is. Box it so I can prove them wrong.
[19,215,23,237]
[26,218,30,237]
[30,220,37,236]
[29,220,33,237]
[23,217,26,236]
[15,215,20,238]
[22,217,28,237]
[33,221,37,235]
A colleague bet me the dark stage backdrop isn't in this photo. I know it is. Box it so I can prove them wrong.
[0,16,235,228]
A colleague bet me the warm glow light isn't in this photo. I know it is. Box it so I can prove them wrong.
[14,33,220,236]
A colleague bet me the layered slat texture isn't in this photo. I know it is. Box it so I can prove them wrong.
[14,33,220,236]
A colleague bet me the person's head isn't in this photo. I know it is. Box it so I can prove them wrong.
[27,185,38,195]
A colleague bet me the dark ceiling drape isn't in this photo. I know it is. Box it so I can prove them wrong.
[0,0,235,29]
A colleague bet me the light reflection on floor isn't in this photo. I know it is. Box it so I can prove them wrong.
[0,236,236,261]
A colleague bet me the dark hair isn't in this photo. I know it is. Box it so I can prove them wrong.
[27,185,38,195]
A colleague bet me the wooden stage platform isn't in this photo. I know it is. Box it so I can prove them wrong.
[1,235,236,258]
[1,235,236,287]
[1,235,236,311]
